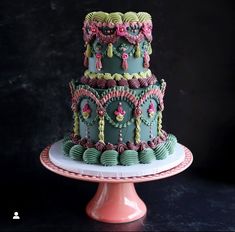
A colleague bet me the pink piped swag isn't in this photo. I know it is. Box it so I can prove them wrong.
[95,53,102,71]
[122,53,129,71]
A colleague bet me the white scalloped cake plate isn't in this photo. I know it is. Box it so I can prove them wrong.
[49,140,185,178]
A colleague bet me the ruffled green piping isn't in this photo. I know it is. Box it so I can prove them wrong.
[69,144,85,161]
[139,148,155,164]
[63,140,75,156]
[100,150,119,166]
[83,148,101,164]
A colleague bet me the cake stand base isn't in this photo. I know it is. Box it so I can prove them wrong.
[86,182,146,223]
[40,144,193,223]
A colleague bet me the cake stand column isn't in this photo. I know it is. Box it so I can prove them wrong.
[86,182,146,223]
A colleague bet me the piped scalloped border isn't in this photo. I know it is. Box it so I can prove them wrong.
[83,12,152,44]
[70,84,165,128]
[62,133,177,166]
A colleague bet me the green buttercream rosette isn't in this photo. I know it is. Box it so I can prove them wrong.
[154,143,168,160]
[63,140,74,156]
[164,140,175,155]
[83,148,101,164]
[165,134,177,155]
[139,148,155,164]
[63,134,71,144]
[100,150,119,166]
[167,134,177,144]
[69,144,85,161]
[120,150,139,166]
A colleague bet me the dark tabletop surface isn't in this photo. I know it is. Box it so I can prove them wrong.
[1,165,235,231]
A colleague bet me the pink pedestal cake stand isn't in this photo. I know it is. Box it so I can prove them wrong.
[40,144,193,223]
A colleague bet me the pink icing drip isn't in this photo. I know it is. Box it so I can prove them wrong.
[95,53,102,71]
[122,53,129,70]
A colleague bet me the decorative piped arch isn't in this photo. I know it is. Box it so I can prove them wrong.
[69,83,165,144]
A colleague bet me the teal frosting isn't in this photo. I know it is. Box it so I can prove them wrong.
[100,150,119,166]
[78,85,160,144]
[139,148,155,164]
[154,143,169,160]
[63,140,75,156]
[120,150,139,166]
[88,38,148,74]
[83,148,101,164]
[69,144,85,160]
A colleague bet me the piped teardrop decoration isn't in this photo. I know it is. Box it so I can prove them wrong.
[135,43,141,58]
[95,53,102,71]
[107,43,113,58]
[148,43,152,55]
[85,43,92,57]
[83,52,88,67]
[143,51,150,68]
[121,53,129,71]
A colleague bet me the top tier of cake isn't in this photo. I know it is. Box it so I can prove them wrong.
[82,11,153,87]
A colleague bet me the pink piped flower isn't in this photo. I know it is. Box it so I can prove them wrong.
[90,24,97,34]
[82,103,91,119]
[114,103,126,122]
[117,25,127,36]
[134,106,142,117]
[97,107,106,117]
[147,101,155,118]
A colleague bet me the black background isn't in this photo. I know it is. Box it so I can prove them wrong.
[0,0,235,231]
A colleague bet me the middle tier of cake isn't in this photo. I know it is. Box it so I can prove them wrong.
[69,80,166,145]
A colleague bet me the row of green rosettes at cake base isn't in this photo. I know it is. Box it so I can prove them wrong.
[62,134,177,166]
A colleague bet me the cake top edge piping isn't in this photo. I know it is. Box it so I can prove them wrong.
[85,11,152,23]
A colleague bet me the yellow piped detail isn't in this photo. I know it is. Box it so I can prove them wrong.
[114,73,123,81]
[98,116,105,142]
[92,11,108,22]
[85,43,91,57]
[106,12,122,24]
[157,111,163,136]
[84,69,152,80]
[137,12,152,22]
[85,11,152,24]
[73,111,79,136]
[148,43,152,55]
[107,43,113,58]
[103,73,112,80]
[135,117,141,144]
[85,12,94,21]
[135,43,141,58]
[123,12,139,23]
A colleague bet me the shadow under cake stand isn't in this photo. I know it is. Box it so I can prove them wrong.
[40,141,193,223]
